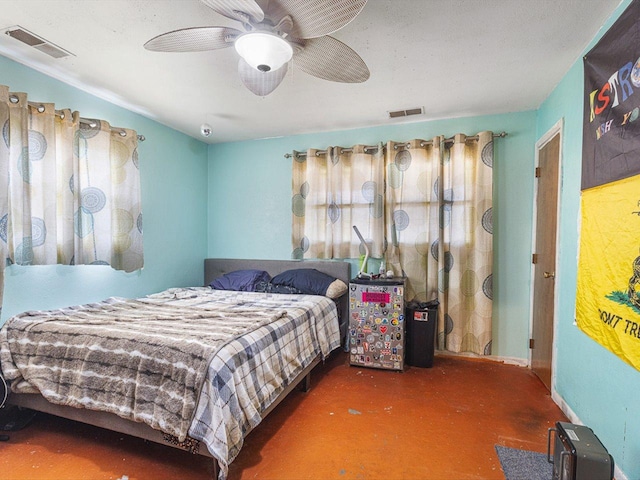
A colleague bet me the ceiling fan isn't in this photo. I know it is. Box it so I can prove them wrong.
[144,0,370,96]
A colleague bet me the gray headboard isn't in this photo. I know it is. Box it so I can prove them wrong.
[204,258,351,347]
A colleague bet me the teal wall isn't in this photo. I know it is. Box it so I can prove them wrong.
[537,0,638,477]
[0,55,209,323]
[208,111,539,360]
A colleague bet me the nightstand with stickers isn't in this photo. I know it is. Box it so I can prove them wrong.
[348,277,406,371]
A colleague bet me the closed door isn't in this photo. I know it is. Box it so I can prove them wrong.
[531,130,560,391]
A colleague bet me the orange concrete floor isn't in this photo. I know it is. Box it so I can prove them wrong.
[1,352,567,480]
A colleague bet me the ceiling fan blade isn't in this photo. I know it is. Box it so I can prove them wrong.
[144,26,241,52]
[238,58,288,96]
[265,0,367,39]
[294,36,369,83]
[200,0,264,23]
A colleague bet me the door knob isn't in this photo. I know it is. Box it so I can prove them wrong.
[543,271,555,279]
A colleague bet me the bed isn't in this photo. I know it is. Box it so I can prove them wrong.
[0,258,351,479]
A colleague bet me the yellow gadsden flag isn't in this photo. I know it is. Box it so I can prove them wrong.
[576,174,640,371]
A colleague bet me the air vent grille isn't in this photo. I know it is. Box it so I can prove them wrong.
[388,107,424,119]
[6,28,42,46]
[4,26,73,58]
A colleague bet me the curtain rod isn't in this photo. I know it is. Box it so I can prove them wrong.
[394,131,507,150]
[284,131,507,159]
[76,117,146,142]
[284,145,380,159]
[8,97,146,142]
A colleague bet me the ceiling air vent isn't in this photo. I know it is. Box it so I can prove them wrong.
[4,26,73,58]
[388,107,424,119]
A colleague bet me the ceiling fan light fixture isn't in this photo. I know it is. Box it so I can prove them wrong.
[234,32,293,72]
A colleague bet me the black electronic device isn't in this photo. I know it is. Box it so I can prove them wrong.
[0,372,6,410]
[0,372,8,441]
[0,372,37,440]
[547,422,614,480]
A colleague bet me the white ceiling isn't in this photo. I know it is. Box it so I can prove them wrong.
[0,0,623,144]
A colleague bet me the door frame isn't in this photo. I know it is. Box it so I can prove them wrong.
[528,118,564,391]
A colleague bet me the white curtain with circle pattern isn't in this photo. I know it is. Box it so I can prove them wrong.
[291,132,493,355]
[0,85,143,315]
[292,144,385,259]
[385,132,494,355]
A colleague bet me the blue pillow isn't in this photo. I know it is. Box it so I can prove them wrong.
[209,269,271,292]
[270,268,347,298]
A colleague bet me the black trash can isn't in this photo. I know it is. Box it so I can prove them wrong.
[405,299,439,368]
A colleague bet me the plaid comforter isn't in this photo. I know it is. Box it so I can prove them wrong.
[0,287,340,480]
[187,289,340,479]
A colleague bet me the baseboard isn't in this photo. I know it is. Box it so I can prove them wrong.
[551,391,628,480]
[550,390,580,424]
[435,350,529,367]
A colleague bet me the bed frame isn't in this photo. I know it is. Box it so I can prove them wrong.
[8,258,351,477]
